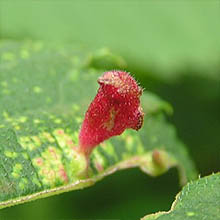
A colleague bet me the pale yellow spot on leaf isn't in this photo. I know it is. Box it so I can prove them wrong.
[3,111,12,122]
[27,142,36,151]
[19,116,27,123]
[2,111,9,118]
[33,86,42,93]
[31,136,41,146]
[20,49,30,59]
[187,212,195,216]
[54,118,62,124]
[15,125,21,130]
[40,132,55,143]
[19,136,36,151]
[72,104,80,112]
[75,116,82,123]
[12,172,19,178]
[15,163,22,170]
[12,163,23,179]
[34,119,41,124]
[5,151,17,158]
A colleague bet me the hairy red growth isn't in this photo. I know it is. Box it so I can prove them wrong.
[79,70,144,157]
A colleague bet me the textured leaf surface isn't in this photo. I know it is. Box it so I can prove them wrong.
[142,173,220,220]
[0,40,196,209]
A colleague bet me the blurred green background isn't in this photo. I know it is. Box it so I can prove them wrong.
[0,1,219,219]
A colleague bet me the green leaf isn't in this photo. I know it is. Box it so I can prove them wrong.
[0,40,196,209]
[142,173,220,220]
[1,2,219,79]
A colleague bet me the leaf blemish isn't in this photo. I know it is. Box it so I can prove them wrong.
[32,147,68,186]
[12,164,23,179]
[33,86,42,94]
[79,70,144,158]
[187,212,195,216]
[4,151,17,159]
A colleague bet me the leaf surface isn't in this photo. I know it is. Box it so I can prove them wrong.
[142,173,220,220]
[0,41,196,209]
